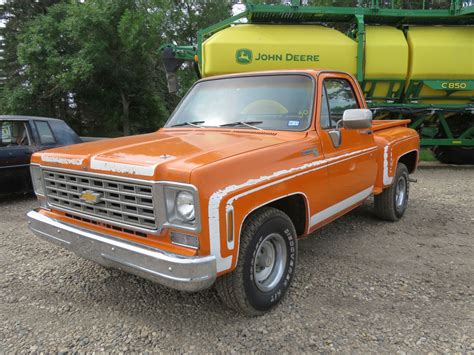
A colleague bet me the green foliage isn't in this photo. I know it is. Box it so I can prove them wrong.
[419,148,437,162]
[0,0,62,116]
[0,0,231,136]
[164,0,232,98]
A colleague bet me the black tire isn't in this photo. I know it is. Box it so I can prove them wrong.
[374,163,409,222]
[433,146,474,165]
[216,207,297,316]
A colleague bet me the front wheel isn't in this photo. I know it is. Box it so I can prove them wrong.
[374,163,409,221]
[216,207,297,316]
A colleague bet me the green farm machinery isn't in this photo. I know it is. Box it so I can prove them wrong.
[161,0,474,164]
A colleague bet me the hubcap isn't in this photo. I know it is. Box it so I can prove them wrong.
[253,233,287,292]
[395,176,407,209]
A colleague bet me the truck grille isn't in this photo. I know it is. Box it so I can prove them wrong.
[43,170,157,230]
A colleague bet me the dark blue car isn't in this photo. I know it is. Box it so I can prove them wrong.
[0,116,82,194]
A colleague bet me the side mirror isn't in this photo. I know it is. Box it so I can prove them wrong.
[342,109,372,130]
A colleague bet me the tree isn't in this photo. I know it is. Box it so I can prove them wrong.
[0,0,232,136]
[0,0,61,116]
[165,0,232,96]
[4,1,170,136]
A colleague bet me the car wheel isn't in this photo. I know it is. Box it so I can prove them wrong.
[374,163,409,221]
[216,207,297,316]
[433,146,474,165]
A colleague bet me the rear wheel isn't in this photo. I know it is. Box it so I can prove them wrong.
[374,163,409,221]
[432,113,474,165]
[216,207,297,316]
[433,146,474,165]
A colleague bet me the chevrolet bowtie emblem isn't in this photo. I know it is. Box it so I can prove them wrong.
[79,190,103,205]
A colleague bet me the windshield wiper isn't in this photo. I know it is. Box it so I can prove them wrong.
[170,120,205,128]
[219,121,263,130]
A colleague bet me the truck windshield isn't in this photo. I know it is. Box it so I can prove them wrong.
[166,75,314,131]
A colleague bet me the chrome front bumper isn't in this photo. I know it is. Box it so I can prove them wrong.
[26,210,216,292]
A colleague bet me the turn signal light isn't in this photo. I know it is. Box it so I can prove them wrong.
[171,231,199,249]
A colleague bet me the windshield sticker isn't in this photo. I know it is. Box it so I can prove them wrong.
[1,124,12,143]
[299,110,309,118]
[288,120,300,127]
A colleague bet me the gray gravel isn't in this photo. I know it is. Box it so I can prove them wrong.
[1,169,473,353]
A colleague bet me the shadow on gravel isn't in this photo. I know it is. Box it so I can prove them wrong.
[71,266,230,320]
[0,192,35,204]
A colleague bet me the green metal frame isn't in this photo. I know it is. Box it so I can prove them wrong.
[407,111,474,146]
[369,102,473,148]
[161,0,473,150]
[168,0,474,76]
[405,80,474,102]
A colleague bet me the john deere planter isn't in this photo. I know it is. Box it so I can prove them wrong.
[161,0,474,164]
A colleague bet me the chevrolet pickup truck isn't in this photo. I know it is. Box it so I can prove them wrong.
[27,70,419,315]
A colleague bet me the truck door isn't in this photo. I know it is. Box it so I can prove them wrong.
[314,74,377,222]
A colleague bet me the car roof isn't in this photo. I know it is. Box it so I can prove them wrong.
[197,69,357,84]
[0,115,62,122]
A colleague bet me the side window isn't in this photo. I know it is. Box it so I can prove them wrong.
[324,79,359,127]
[35,121,56,145]
[320,86,330,129]
[1,121,31,147]
[48,120,81,145]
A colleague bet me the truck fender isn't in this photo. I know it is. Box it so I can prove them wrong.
[384,147,419,186]
[227,192,310,273]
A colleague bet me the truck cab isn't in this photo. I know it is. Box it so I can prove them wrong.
[27,70,419,315]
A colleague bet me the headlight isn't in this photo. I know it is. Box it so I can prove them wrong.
[163,186,200,231]
[176,191,195,221]
[30,165,44,196]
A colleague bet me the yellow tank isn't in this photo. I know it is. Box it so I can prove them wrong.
[201,24,473,104]
[365,26,408,79]
[364,26,409,100]
[202,24,357,77]
[407,26,474,104]
[202,24,411,81]
[407,27,473,80]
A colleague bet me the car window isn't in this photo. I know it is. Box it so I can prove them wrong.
[35,121,56,145]
[324,79,359,127]
[166,75,315,131]
[320,86,330,129]
[0,121,31,147]
[48,120,81,145]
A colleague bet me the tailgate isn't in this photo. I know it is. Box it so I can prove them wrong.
[372,119,411,132]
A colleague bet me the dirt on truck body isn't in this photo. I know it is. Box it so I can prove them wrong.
[27,70,419,315]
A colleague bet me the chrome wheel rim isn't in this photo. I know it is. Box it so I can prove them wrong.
[253,233,287,292]
[395,176,407,209]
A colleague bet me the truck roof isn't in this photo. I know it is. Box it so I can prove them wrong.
[197,69,346,81]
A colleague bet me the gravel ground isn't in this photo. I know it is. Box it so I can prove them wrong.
[1,169,473,353]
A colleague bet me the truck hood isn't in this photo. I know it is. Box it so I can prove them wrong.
[35,129,300,181]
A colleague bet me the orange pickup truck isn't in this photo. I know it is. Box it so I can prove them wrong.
[27,70,419,315]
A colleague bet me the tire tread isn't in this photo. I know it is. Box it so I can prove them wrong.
[374,163,409,221]
[216,207,295,316]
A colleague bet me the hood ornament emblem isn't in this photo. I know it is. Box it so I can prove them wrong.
[80,190,103,205]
